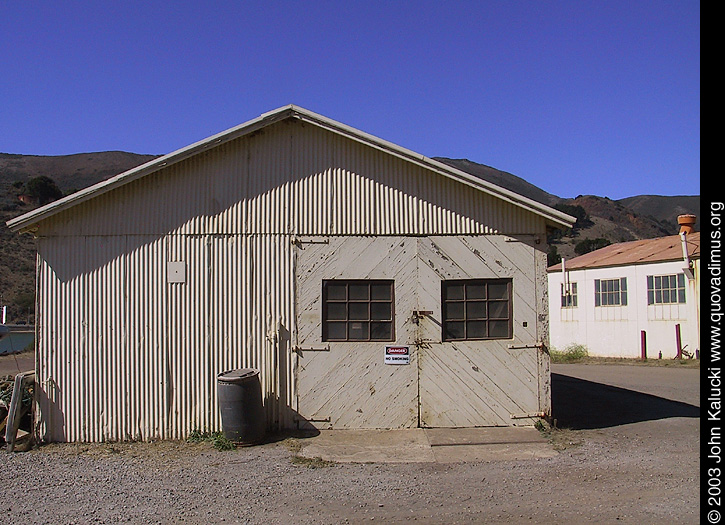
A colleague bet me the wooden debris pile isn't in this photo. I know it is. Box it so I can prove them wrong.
[0,372,35,451]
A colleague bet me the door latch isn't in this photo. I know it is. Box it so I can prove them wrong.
[411,310,433,324]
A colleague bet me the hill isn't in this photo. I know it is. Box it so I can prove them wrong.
[0,152,158,323]
[1,152,700,323]
[433,158,560,207]
[436,157,699,261]
[0,151,158,194]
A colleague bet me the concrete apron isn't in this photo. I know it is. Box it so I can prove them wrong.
[297,427,557,463]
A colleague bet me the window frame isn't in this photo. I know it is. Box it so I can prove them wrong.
[321,279,395,342]
[594,277,628,307]
[441,278,513,342]
[560,282,578,308]
[647,273,686,305]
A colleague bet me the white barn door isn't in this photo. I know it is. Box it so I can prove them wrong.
[294,236,544,429]
[295,237,419,429]
[417,236,542,427]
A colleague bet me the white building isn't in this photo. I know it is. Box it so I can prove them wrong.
[547,217,700,359]
[8,105,574,443]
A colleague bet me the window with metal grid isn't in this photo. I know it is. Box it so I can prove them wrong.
[322,280,395,342]
[442,279,513,341]
[647,273,686,305]
[594,277,628,306]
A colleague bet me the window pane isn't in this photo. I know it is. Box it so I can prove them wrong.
[349,284,369,300]
[488,301,509,319]
[348,322,369,340]
[489,320,509,338]
[370,302,391,320]
[488,283,508,300]
[371,283,392,300]
[678,289,686,303]
[327,303,347,320]
[445,322,465,340]
[370,322,392,340]
[323,280,394,342]
[466,321,487,338]
[349,302,368,320]
[326,283,347,300]
[466,301,487,319]
[446,284,464,300]
[326,322,347,340]
[466,284,486,300]
[446,302,464,319]
[443,279,512,340]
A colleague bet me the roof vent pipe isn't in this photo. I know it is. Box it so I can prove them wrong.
[680,226,695,280]
[677,214,697,235]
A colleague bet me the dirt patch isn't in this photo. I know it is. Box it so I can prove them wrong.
[0,363,699,524]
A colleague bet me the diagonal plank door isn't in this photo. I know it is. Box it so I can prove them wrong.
[295,237,419,429]
[294,235,545,429]
[416,236,543,427]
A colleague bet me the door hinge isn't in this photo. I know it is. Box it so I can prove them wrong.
[510,412,546,419]
[294,417,331,423]
[292,237,330,247]
[508,342,547,351]
[293,345,331,354]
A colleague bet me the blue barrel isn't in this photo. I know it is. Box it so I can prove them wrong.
[217,368,265,445]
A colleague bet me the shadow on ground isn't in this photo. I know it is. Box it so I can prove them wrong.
[551,373,700,429]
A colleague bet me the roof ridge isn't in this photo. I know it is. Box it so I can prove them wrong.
[8,105,576,233]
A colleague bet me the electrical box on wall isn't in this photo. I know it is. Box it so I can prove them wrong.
[167,262,186,283]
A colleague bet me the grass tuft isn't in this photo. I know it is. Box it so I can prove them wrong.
[550,344,589,363]
[187,430,236,451]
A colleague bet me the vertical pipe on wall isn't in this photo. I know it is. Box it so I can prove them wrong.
[675,323,683,359]
[640,330,647,361]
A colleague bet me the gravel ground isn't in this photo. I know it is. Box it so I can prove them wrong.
[0,362,700,524]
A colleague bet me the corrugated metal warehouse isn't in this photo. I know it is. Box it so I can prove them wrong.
[8,105,575,443]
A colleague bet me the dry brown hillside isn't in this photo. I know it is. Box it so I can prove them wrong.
[1,152,699,324]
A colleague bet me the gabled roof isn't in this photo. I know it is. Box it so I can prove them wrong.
[7,105,575,233]
[547,232,701,272]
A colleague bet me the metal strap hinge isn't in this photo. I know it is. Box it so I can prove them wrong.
[508,342,547,351]
[292,237,330,247]
[293,345,330,354]
[510,412,546,419]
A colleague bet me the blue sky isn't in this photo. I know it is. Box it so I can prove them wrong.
[1,1,699,200]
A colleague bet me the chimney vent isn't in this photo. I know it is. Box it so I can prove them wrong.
[677,214,697,235]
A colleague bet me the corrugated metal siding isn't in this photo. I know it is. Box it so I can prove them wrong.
[36,234,295,442]
[39,120,548,238]
[33,118,549,442]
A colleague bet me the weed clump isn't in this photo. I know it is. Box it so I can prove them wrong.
[550,344,589,363]
[187,430,236,451]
